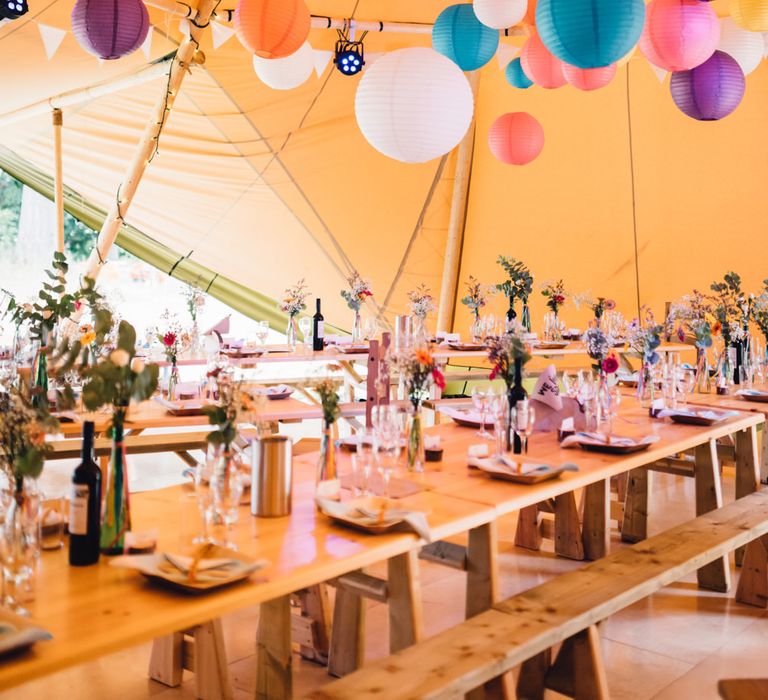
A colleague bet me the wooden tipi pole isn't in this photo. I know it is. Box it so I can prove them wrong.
[52,108,65,254]
[83,0,218,279]
[436,71,480,333]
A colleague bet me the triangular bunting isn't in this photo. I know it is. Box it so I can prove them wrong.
[141,29,152,60]
[313,49,333,77]
[496,43,520,70]
[37,23,66,61]
[647,61,668,83]
[211,21,235,50]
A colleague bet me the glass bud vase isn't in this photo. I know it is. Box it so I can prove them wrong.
[694,347,711,394]
[507,358,527,453]
[30,342,48,407]
[406,403,425,473]
[351,311,363,344]
[716,347,735,395]
[317,421,338,484]
[470,314,483,343]
[210,449,243,548]
[521,304,532,333]
[168,361,180,401]
[637,363,655,408]
[543,311,563,342]
[100,423,131,555]
[1,482,37,614]
[286,315,299,348]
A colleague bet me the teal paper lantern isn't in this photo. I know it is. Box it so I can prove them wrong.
[505,58,533,89]
[536,0,646,69]
[432,4,500,71]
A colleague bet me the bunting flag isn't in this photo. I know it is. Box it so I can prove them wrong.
[140,28,153,60]
[648,62,668,83]
[211,20,236,50]
[312,49,333,77]
[37,22,66,60]
[495,43,520,70]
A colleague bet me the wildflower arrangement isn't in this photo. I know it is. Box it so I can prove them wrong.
[203,367,261,449]
[541,279,568,315]
[0,386,59,490]
[583,327,617,374]
[311,375,342,426]
[392,348,446,408]
[487,333,531,388]
[279,278,309,318]
[590,297,616,321]
[460,276,496,319]
[626,308,663,367]
[496,256,533,306]
[80,321,159,433]
[666,291,714,350]
[407,284,436,320]
[183,284,206,324]
[752,285,768,342]
[341,272,373,311]
[710,271,746,346]
[156,313,184,365]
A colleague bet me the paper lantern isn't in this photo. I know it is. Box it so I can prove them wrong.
[432,3,499,71]
[505,57,534,88]
[521,32,567,88]
[732,0,768,32]
[473,0,527,30]
[71,0,149,60]
[253,42,314,90]
[536,0,645,69]
[355,48,474,164]
[670,50,745,120]
[563,62,617,90]
[639,0,720,72]
[718,18,764,75]
[488,112,544,165]
[234,0,310,59]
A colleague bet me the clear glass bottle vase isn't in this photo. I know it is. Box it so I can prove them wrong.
[100,422,131,555]
[351,311,363,344]
[286,315,299,348]
[694,347,711,394]
[317,421,338,483]
[406,403,425,473]
[637,363,655,408]
[1,480,38,614]
[209,448,243,548]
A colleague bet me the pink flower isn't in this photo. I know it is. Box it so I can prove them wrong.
[432,368,446,391]
[74,299,82,312]
[677,328,685,343]
[602,354,619,374]
[553,294,565,304]
[605,299,616,311]
[489,365,499,381]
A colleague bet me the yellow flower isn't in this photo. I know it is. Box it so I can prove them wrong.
[80,332,96,347]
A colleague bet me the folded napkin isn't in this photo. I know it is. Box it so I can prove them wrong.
[561,432,660,448]
[324,335,352,346]
[469,456,579,477]
[254,384,292,396]
[438,407,490,425]
[531,364,562,411]
[315,480,431,541]
[658,408,738,421]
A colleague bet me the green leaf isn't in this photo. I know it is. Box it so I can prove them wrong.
[117,321,136,354]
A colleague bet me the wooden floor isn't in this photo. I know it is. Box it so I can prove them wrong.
[7,447,768,700]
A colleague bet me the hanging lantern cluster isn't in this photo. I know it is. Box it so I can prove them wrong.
[432,3,499,71]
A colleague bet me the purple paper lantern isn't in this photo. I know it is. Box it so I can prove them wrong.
[670,50,745,121]
[72,0,149,60]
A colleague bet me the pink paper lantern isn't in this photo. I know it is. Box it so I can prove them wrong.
[488,112,545,165]
[521,32,567,89]
[563,63,617,91]
[639,0,720,72]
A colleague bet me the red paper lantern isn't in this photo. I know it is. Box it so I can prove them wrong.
[563,63,617,91]
[521,32,567,89]
[488,112,545,165]
[234,0,310,59]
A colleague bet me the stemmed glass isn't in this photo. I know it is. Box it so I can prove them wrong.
[676,368,696,407]
[371,406,401,498]
[601,386,621,438]
[254,321,269,345]
[512,401,536,457]
[471,386,492,439]
[490,392,509,457]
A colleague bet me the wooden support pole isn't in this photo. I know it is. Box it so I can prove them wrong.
[436,71,480,334]
[83,0,217,280]
[52,108,64,254]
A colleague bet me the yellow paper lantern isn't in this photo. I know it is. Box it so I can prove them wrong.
[732,0,768,32]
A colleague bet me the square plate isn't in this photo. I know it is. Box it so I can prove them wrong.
[154,397,215,416]
[0,609,51,657]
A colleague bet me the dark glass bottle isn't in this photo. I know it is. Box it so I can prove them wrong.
[507,358,528,454]
[69,421,102,566]
[506,296,516,330]
[312,298,325,352]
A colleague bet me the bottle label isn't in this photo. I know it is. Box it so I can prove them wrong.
[69,485,89,536]
[316,321,325,338]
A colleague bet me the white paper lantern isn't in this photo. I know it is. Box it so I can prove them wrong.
[355,47,474,163]
[473,0,528,30]
[252,41,314,90]
[718,18,764,75]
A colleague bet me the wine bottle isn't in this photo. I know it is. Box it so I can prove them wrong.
[508,357,528,454]
[312,298,325,352]
[506,296,516,331]
[69,421,102,566]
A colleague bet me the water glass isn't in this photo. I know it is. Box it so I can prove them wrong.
[40,496,65,551]
[512,401,536,454]
[471,386,491,439]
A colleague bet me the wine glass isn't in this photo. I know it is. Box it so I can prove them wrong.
[677,368,696,407]
[512,401,536,456]
[490,392,509,458]
[254,321,269,345]
[601,385,621,438]
[371,406,401,497]
[471,386,491,439]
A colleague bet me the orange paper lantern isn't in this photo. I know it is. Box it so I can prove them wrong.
[521,32,567,88]
[488,112,545,165]
[563,62,617,90]
[234,0,310,59]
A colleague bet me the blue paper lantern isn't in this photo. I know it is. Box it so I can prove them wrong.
[536,0,646,69]
[432,4,500,71]
[505,58,533,89]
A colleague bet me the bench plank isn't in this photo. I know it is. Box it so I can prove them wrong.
[307,490,768,700]
[718,679,768,700]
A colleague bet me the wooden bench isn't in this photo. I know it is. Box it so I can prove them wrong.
[306,489,768,700]
[718,679,768,700]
